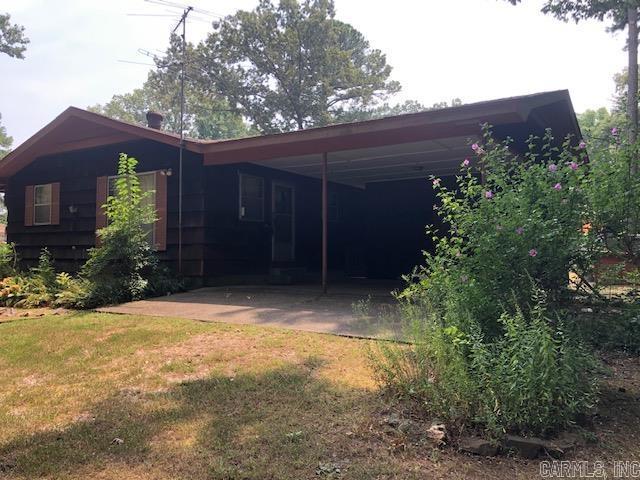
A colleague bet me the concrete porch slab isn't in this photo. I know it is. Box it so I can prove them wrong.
[97,283,406,340]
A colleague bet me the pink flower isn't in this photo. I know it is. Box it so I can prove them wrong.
[553,183,562,191]
[529,248,538,257]
[578,140,587,149]
[471,143,485,154]
[432,178,441,187]
[515,227,524,235]
[548,163,557,172]
[569,161,578,171]
[611,127,619,136]
[484,190,493,199]
[462,158,470,167]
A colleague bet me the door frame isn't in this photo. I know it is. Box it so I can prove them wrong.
[271,181,296,262]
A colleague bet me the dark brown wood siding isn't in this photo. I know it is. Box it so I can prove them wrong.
[202,162,364,280]
[5,140,205,276]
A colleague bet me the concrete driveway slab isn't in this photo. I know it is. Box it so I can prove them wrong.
[97,284,405,340]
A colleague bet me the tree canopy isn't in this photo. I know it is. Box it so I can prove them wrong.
[578,106,619,139]
[506,0,635,30]
[0,114,12,159]
[194,0,401,133]
[0,13,29,59]
[93,0,423,137]
[90,37,250,140]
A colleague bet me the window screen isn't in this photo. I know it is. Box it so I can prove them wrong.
[33,184,52,225]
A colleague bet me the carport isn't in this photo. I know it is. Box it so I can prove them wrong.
[201,90,581,292]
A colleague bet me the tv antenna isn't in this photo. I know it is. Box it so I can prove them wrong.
[173,5,192,275]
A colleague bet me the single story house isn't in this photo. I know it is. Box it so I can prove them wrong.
[0,90,581,289]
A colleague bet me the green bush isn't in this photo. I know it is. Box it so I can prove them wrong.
[373,128,602,437]
[0,242,18,279]
[53,272,92,308]
[80,153,179,307]
[30,248,56,293]
[372,287,598,438]
[573,304,640,354]
[401,128,596,336]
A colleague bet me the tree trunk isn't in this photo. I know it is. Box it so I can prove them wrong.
[628,5,638,165]
[627,5,638,175]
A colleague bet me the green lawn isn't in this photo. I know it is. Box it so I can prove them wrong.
[0,312,638,479]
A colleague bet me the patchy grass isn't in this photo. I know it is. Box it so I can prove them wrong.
[0,312,638,479]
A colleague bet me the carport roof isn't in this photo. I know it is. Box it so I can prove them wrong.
[0,89,581,184]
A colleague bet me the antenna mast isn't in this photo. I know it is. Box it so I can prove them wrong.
[173,6,192,275]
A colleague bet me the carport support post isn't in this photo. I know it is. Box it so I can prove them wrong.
[322,152,328,294]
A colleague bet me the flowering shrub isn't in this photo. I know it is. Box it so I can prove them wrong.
[372,127,600,437]
[401,127,597,335]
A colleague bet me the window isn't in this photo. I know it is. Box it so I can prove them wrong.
[33,184,52,225]
[239,173,264,221]
[108,172,156,243]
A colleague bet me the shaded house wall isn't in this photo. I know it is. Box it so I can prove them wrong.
[3,142,497,282]
[202,162,364,281]
[5,140,206,276]
[363,177,452,279]
[4,141,370,280]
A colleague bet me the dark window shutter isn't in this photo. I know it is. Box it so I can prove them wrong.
[154,171,167,251]
[24,185,34,226]
[95,176,108,242]
[50,182,61,225]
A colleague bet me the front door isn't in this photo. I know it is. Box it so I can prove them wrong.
[272,182,295,262]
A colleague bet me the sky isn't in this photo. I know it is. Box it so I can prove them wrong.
[0,0,629,146]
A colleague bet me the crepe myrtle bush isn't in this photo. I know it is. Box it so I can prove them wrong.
[370,127,600,436]
[401,126,597,336]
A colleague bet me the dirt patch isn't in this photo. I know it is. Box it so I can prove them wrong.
[0,307,68,322]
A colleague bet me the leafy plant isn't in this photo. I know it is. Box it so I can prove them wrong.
[373,128,603,437]
[372,286,598,437]
[0,276,25,306]
[53,272,91,309]
[402,127,595,336]
[30,248,56,293]
[78,153,182,308]
[80,153,158,307]
[0,242,17,279]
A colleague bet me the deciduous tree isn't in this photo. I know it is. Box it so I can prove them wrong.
[507,1,639,150]
[195,0,401,133]
[0,13,28,59]
[0,114,12,159]
[90,37,250,140]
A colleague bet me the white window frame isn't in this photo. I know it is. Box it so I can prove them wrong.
[107,171,157,245]
[33,184,52,226]
[239,173,265,222]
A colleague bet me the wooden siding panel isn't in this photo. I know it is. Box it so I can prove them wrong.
[50,182,61,225]
[95,176,108,232]
[154,170,167,251]
[6,140,207,276]
[24,185,34,226]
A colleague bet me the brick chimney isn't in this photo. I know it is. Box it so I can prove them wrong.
[146,111,163,130]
